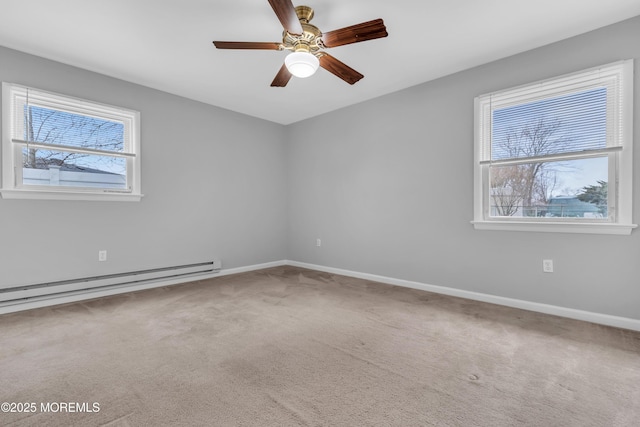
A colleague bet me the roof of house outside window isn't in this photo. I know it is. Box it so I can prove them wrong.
[547,196,600,217]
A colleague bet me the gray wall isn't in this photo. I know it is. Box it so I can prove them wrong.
[2,16,638,322]
[286,16,640,320]
[0,46,288,287]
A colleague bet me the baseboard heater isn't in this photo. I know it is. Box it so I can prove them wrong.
[0,260,221,308]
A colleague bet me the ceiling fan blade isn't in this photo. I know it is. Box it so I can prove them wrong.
[271,64,293,87]
[213,41,282,50]
[318,54,364,85]
[267,0,303,35]
[321,19,388,48]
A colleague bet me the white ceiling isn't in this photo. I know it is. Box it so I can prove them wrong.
[1,1,639,125]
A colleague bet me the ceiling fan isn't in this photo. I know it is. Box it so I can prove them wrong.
[213,0,388,87]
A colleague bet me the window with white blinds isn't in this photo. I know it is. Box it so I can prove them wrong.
[473,60,635,235]
[1,83,142,201]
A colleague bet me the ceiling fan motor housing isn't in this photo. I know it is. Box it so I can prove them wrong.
[282,6,323,54]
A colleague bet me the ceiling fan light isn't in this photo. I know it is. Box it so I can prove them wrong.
[285,52,319,78]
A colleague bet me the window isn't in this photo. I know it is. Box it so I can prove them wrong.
[473,60,635,235]
[1,83,141,201]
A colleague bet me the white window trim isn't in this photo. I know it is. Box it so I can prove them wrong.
[1,83,142,202]
[472,60,635,235]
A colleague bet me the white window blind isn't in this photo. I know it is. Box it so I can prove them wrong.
[479,61,627,165]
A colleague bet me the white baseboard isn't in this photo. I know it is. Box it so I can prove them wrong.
[4,258,639,333]
[285,260,640,332]
[218,260,287,276]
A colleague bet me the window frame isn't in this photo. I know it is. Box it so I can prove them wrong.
[472,60,635,235]
[1,83,142,201]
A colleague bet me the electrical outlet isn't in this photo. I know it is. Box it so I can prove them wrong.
[316,238,321,247]
[542,259,553,273]
[98,250,107,262]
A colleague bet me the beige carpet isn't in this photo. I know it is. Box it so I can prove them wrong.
[1,266,639,426]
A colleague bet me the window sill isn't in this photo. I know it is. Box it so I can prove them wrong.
[0,189,143,202]
[471,220,637,235]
